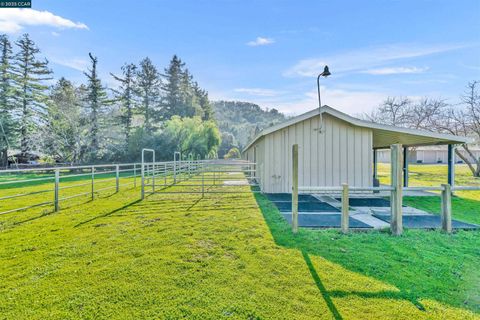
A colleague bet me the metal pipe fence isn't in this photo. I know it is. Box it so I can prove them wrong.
[140,158,260,198]
[0,156,261,216]
[0,162,140,216]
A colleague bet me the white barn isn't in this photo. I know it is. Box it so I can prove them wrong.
[243,106,468,193]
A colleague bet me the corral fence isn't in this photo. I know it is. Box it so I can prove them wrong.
[0,149,260,216]
[291,143,480,235]
[0,163,140,215]
[140,149,259,198]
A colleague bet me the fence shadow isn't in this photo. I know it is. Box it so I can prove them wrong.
[74,198,142,228]
[302,250,344,320]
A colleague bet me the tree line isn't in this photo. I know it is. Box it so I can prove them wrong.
[0,33,219,167]
[366,81,480,176]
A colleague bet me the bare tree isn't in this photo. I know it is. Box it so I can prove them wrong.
[406,98,447,130]
[368,82,480,177]
[435,81,480,176]
[365,97,411,126]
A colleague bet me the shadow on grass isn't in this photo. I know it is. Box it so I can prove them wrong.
[253,192,478,316]
[11,210,54,227]
[74,198,142,228]
[302,250,344,320]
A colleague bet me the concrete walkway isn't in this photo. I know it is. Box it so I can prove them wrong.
[304,194,433,229]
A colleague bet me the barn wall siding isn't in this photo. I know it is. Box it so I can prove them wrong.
[246,114,373,193]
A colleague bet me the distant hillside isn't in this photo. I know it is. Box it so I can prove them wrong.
[212,101,287,152]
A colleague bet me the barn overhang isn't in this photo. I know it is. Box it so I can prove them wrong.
[371,127,469,149]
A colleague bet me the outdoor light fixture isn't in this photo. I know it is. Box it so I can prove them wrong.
[315,65,331,133]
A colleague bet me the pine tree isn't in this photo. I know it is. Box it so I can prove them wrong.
[161,55,184,120]
[84,52,109,159]
[192,81,213,120]
[44,78,83,164]
[0,34,15,167]
[179,68,202,117]
[111,63,137,142]
[136,57,161,133]
[11,33,52,156]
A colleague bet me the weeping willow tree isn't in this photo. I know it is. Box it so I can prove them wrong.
[161,116,221,159]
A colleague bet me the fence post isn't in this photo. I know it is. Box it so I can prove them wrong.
[141,162,145,200]
[152,163,155,193]
[91,166,95,200]
[341,183,349,234]
[174,158,177,184]
[133,164,137,188]
[390,144,403,236]
[202,163,205,197]
[54,169,60,212]
[292,144,299,234]
[441,184,452,234]
[116,165,120,193]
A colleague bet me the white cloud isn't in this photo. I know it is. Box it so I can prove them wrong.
[51,57,89,72]
[51,31,60,37]
[269,87,388,116]
[234,88,283,97]
[0,9,88,34]
[362,66,429,75]
[285,43,468,77]
[246,37,275,47]
[0,20,22,33]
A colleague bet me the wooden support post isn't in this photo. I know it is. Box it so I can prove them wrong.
[447,144,455,188]
[54,169,60,212]
[341,183,349,234]
[292,144,299,234]
[403,147,409,187]
[441,184,452,234]
[373,149,378,179]
[115,165,120,192]
[91,166,95,200]
[390,144,403,236]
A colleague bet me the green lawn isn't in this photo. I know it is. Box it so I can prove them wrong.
[378,163,480,224]
[0,166,479,319]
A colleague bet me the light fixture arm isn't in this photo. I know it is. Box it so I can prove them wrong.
[317,73,322,111]
[316,65,330,133]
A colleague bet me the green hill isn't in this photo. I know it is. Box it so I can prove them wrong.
[212,101,287,153]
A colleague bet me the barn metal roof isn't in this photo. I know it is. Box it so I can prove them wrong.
[243,105,471,152]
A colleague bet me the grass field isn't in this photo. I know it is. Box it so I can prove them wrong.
[0,165,479,319]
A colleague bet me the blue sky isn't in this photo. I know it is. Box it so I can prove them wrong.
[0,0,479,115]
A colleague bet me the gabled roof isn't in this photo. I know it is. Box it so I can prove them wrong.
[243,105,471,152]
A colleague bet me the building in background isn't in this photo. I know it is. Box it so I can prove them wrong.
[376,146,480,164]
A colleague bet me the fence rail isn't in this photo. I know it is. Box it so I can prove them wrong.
[0,156,260,216]
[291,143,480,236]
[140,156,259,198]
[0,163,140,216]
